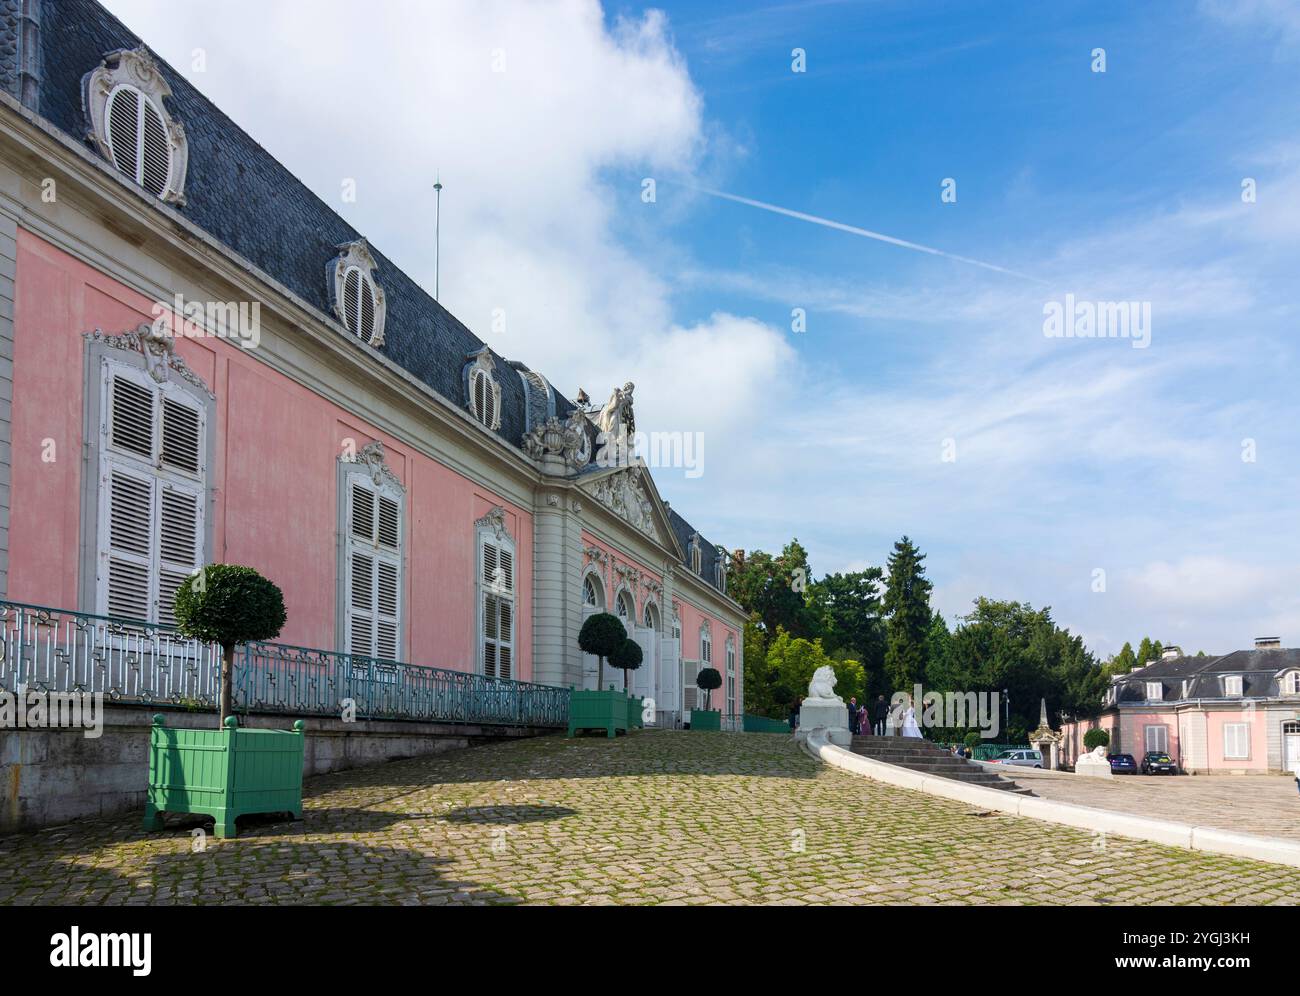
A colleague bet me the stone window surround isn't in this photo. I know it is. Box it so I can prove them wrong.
[328,239,387,348]
[77,328,216,617]
[335,441,407,662]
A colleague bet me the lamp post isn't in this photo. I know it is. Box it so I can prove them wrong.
[1002,689,1009,739]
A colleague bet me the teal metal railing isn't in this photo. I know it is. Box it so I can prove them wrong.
[0,600,568,728]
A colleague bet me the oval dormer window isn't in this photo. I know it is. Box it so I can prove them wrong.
[106,85,172,197]
[472,367,497,428]
[341,265,378,343]
[83,49,189,204]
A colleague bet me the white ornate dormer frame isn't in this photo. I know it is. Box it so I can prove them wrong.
[463,347,503,431]
[341,440,405,494]
[714,544,728,592]
[328,239,387,347]
[82,47,189,205]
[83,324,213,397]
[688,531,702,574]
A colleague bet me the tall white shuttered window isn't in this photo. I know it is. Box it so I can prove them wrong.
[478,518,515,680]
[96,359,206,624]
[344,472,403,660]
[1223,723,1250,760]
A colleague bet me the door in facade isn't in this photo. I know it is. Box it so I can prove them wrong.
[581,605,601,691]
[1284,721,1300,775]
[632,625,656,702]
[658,636,680,724]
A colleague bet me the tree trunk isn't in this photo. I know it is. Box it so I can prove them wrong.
[219,643,234,725]
[598,656,605,691]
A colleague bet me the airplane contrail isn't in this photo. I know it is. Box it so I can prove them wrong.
[682,183,1045,283]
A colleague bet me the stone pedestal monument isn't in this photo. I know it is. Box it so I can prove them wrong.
[1028,698,1062,770]
[794,666,852,748]
[1074,745,1114,778]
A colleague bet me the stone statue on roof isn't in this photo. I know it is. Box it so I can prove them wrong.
[596,382,635,439]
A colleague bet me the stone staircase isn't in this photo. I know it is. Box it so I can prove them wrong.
[849,735,1034,796]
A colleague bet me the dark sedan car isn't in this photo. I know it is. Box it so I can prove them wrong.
[1108,753,1139,774]
[1142,751,1179,775]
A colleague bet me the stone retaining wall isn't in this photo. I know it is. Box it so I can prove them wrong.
[1,706,557,833]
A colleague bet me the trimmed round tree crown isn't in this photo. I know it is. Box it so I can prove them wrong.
[579,612,626,659]
[695,667,722,692]
[610,637,643,673]
[173,564,287,648]
[1083,727,1111,751]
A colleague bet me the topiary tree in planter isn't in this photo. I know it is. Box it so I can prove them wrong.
[579,612,626,690]
[609,637,643,691]
[963,730,981,754]
[1083,727,1111,752]
[174,564,287,724]
[696,666,722,711]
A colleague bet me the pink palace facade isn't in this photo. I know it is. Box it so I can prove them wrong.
[0,1,745,725]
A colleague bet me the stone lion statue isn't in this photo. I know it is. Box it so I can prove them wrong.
[807,665,838,702]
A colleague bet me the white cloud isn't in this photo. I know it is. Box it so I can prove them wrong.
[102,0,789,436]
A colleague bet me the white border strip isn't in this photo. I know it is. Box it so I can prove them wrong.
[803,730,1300,869]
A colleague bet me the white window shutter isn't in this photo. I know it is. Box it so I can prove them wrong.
[344,473,403,660]
[157,484,203,626]
[97,361,207,624]
[139,97,170,197]
[478,531,515,679]
[110,375,154,459]
[104,467,154,620]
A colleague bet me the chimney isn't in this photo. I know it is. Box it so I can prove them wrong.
[1161,645,1182,659]
[1254,636,1281,650]
[1129,666,1143,673]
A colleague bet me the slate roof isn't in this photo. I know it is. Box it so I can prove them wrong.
[1111,649,1300,704]
[20,0,729,593]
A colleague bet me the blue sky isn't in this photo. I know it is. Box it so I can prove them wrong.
[105,0,1300,658]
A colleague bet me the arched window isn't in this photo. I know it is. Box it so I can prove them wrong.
[643,600,660,631]
[672,609,681,642]
[84,48,189,204]
[1284,671,1300,695]
[700,623,712,666]
[583,574,603,609]
[616,590,635,622]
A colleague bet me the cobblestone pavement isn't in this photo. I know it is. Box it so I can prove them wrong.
[1022,769,1300,841]
[2,730,1299,905]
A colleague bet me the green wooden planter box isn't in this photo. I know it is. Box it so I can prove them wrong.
[143,714,306,838]
[690,709,721,731]
[742,714,790,734]
[627,695,644,730]
[567,688,629,738]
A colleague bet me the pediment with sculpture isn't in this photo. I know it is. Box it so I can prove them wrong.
[581,466,669,546]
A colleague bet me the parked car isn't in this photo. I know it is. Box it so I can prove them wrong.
[1141,751,1179,775]
[1108,753,1139,774]
[987,748,1043,768]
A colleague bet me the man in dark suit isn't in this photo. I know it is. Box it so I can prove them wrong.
[847,696,860,734]
[872,694,889,735]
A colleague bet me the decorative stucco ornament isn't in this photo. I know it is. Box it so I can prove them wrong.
[475,506,510,542]
[350,441,404,493]
[588,468,661,542]
[83,324,213,396]
[522,408,590,470]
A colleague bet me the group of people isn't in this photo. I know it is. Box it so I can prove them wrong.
[788,693,924,738]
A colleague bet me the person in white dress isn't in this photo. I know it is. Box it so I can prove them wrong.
[901,698,923,738]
